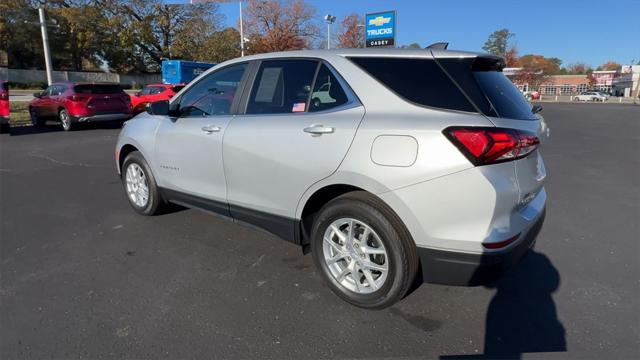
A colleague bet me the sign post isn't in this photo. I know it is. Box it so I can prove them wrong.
[365,11,396,47]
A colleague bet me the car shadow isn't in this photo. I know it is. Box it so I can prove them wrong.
[440,250,566,359]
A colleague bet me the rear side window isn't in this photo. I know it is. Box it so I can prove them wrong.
[309,64,348,112]
[246,60,318,114]
[348,57,476,113]
[74,84,123,94]
[171,85,185,93]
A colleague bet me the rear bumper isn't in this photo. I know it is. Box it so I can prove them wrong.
[70,113,131,123]
[418,208,545,286]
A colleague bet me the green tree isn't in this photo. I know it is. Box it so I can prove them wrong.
[482,28,515,58]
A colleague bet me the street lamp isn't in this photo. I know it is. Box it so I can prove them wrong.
[324,14,336,49]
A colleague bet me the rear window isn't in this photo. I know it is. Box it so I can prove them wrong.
[74,84,123,94]
[437,57,537,120]
[348,57,477,113]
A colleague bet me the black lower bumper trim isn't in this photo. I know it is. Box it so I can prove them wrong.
[418,209,545,286]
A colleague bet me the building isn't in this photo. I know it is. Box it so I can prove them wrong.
[537,75,591,95]
[505,66,640,97]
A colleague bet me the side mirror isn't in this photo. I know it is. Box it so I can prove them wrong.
[532,104,543,114]
[33,92,42,98]
[146,100,170,116]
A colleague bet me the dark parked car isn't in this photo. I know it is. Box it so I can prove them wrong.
[29,82,132,131]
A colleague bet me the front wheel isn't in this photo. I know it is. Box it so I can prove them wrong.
[573,97,580,102]
[121,151,167,216]
[311,192,419,309]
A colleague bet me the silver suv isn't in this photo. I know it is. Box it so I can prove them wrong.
[116,49,547,309]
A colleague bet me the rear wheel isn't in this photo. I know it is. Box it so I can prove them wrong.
[311,192,419,309]
[30,108,45,127]
[59,109,72,131]
[121,151,167,216]
[573,96,580,101]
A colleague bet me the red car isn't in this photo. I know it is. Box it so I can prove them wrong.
[1,81,9,132]
[130,84,185,115]
[29,82,132,131]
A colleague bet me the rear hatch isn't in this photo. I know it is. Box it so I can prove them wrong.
[74,84,130,114]
[436,54,547,208]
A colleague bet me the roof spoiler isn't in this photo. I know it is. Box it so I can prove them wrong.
[426,42,449,50]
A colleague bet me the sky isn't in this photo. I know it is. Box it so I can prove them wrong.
[179,0,640,67]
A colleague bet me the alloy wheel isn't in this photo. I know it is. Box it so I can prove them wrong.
[322,218,389,294]
[125,163,149,208]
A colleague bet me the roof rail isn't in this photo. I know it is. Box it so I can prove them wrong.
[426,42,449,50]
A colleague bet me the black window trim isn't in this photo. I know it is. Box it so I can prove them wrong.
[347,55,483,116]
[237,56,362,117]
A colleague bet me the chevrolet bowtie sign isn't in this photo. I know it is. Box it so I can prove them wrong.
[365,11,396,47]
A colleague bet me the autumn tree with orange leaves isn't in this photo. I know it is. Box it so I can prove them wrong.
[242,0,319,54]
[337,13,364,48]
[597,61,621,71]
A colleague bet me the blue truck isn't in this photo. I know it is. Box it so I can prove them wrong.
[161,60,216,85]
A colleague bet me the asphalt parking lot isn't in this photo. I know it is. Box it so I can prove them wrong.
[1,103,639,359]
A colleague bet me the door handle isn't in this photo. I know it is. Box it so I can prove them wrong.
[201,124,221,133]
[303,124,334,136]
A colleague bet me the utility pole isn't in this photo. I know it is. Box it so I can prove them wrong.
[239,1,244,56]
[39,7,53,85]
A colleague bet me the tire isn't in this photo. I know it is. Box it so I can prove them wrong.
[59,109,72,131]
[574,97,580,102]
[30,107,45,127]
[121,151,167,216]
[310,191,419,309]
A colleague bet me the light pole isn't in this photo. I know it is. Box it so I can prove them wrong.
[24,5,57,85]
[324,14,336,49]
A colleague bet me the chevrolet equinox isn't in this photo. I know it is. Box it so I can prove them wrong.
[115,48,548,309]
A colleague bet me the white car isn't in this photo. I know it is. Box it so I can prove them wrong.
[573,91,606,102]
[116,49,548,308]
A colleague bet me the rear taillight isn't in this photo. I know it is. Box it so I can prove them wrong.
[444,127,540,166]
[0,92,8,101]
[67,94,88,102]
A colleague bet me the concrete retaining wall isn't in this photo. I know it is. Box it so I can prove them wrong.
[1,67,161,86]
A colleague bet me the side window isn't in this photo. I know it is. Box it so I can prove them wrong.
[140,87,153,95]
[349,57,477,113]
[178,63,247,117]
[309,64,348,112]
[149,87,163,95]
[52,85,65,96]
[246,60,318,114]
[43,86,53,96]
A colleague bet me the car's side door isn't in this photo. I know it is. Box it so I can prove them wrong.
[223,59,365,240]
[49,85,66,114]
[32,86,53,117]
[155,63,249,215]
